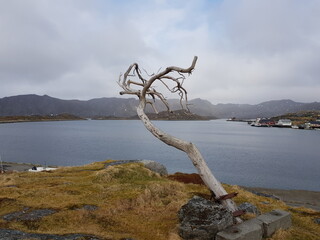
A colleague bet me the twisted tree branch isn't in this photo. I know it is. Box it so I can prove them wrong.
[118,56,241,223]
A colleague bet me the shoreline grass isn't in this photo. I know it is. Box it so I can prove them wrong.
[0,161,319,240]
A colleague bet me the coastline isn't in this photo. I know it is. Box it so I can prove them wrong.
[242,186,320,211]
[1,161,58,172]
[2,161,319,212]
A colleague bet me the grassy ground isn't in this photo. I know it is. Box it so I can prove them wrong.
[0,161,319,240]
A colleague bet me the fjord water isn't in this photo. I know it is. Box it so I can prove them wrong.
[0,120,319,191]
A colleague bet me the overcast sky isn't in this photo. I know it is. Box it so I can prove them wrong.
[1,0,319,104]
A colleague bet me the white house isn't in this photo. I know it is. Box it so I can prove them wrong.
[277,119,292,127]
[28,166,57,172]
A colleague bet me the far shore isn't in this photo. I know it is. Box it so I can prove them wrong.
[2,161,319,212]
[0,110,215,124]
[0,114,85,124]
[1,161,59,172]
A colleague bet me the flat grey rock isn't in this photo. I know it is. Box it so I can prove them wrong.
[0,229,103,240]
[2,209,56,221]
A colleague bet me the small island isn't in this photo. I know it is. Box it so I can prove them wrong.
[93,109,214,121]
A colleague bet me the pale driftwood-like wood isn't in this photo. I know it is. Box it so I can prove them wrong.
[118,57,241,222]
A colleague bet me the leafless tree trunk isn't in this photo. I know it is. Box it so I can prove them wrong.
[118,56,241,222]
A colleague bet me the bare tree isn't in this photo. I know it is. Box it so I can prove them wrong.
[118,56,242,222]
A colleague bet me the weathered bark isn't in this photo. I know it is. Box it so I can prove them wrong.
[119,57,242,223]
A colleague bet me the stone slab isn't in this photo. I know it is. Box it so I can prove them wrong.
[256,209,291,238]
[216,218,263,240]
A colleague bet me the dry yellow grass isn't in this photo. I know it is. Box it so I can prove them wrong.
[0,161,319,240]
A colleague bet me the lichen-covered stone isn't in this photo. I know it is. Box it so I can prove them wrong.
[238,202,261,215]
[140,160,168,176]
[178,196,233,240]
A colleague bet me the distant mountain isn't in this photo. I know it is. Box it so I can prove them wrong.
[180,98,320,119]
[210,99,309,119]
[0,94,319,119]
[0,94,138,117]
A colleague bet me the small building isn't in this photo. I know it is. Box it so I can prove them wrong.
[276,119,292,127]
[259,118,276,127]
[251,118,275,127]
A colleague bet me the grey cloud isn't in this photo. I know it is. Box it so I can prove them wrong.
[217,0,320,55]
[0,0,319,104]
[194,0,320,103]
[0,0,155,99]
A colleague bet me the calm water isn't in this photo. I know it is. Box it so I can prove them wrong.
[0,120,319,191]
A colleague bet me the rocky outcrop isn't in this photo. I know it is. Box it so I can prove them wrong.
[178,196,233,240]
[140,160,168,176]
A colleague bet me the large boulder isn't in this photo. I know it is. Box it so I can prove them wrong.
[178,196,233,240]
[140,160,168,176]
[238,202,261,215]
